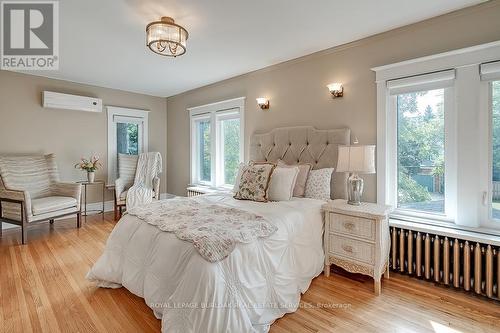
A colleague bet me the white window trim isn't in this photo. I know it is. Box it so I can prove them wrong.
[479,79,500,229]
[107,106,149,185]
[188,97,245,189]
[373,40,500,231]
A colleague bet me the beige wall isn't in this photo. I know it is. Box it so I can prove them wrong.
[0,70,167,203]
[166,1,500,201]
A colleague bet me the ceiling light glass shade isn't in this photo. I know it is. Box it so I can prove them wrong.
[146,17,188,57]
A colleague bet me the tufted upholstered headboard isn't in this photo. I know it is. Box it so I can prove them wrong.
[249,126,351,199]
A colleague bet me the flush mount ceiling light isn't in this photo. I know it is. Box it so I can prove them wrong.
[146,16,189,57]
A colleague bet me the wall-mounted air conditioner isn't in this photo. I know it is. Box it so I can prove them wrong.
[42,91,103,113]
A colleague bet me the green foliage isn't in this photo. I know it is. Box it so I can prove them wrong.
[223,119,240,185]
[398,169,431,204]
[197,118,241,185]
[432,158,444,177]
[397,91,444,203]
[127,123,138,155]
[199,121,211,181]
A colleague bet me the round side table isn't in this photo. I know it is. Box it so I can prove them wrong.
[77,180,105,220]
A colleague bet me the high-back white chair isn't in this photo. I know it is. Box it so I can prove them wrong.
[114,154,160,219]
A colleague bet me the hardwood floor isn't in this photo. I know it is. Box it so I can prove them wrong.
[1,213,499,333]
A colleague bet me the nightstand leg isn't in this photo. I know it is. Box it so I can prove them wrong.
[324,264,331,277]
[384,264,390,279]
[374,279,381,295]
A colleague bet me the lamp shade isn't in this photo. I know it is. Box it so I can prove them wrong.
[336,145,376,174]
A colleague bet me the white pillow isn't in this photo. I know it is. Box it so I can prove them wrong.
[267,166,299,201]
[305,168,334,200]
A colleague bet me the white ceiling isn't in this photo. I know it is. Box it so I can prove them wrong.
[23,0,483,97]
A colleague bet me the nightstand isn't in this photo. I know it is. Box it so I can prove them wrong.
[323,199,392,295]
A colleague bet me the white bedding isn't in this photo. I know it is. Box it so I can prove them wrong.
[87,193,325,333]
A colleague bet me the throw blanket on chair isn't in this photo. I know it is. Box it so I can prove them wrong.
[126,152,162,210]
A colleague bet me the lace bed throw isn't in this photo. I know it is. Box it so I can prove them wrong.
[127,199,277,262]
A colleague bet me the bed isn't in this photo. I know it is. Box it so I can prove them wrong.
[87,126,350,333]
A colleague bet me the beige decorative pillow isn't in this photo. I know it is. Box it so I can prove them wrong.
[277,160,312,197]
[234,163,276,202]
[267,166,299,201]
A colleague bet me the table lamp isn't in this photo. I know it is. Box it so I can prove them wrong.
[336,145,376,205]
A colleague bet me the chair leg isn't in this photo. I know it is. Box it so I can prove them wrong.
[0,221,2,238]
[21,202,27,245]
[114,204,118,221]
[22,223,27,245]
[77,211,81,228]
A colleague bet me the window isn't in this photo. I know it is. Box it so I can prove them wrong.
[193,117,212,184]
[491,80,500,220]
[217,112,241,186]
[107,106,149,184]
[189,98,244,188]
[384,70,456,222]
[117,123,139,155]
[397,89,445,215]
[375,42,500,231]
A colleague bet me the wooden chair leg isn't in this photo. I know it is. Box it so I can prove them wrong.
[21,223,27,245]
[77,211,81,228]
[21,203,27,245]
[114,204,118,221]
[0,221,2,238]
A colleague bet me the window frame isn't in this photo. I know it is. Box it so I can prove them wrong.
[107,106,149,185]
[479,79,500,229]
[216,109,243,189]
[373,41,500,232]
[189,97,245,189]
[191,114,213,186]
[389,86,456,222]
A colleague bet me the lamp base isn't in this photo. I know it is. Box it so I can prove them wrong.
[347,173,364,206]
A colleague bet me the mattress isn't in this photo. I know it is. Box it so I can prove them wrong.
[87,193,325,333]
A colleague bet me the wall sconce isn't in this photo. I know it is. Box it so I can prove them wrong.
[327,83,344,98]
[256,97,270,109]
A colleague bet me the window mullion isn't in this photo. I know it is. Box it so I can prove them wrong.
[210,112,217,187]
[444,88,457,220]
[455,65,481,228]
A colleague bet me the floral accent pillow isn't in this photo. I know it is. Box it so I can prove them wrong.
[304,168,334,200]
[234,163,276,202]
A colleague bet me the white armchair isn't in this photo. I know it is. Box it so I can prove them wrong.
[114,154,160,219]
[0,154,82,244]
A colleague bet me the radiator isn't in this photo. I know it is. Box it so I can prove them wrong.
[390,226,500,300]
[187,189,205,197]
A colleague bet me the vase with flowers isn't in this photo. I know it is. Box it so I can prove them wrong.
[75,155,101,183]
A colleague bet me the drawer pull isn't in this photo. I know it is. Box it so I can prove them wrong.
[343,222,355,231]
[342,244,354,253]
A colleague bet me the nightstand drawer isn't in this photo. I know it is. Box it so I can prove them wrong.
[329,234,374,265]
[329,213,375,240]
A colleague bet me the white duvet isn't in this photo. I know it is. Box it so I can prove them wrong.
[87,193,325,333]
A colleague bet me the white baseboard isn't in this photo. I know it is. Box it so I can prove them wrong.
[1,193,176,230]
